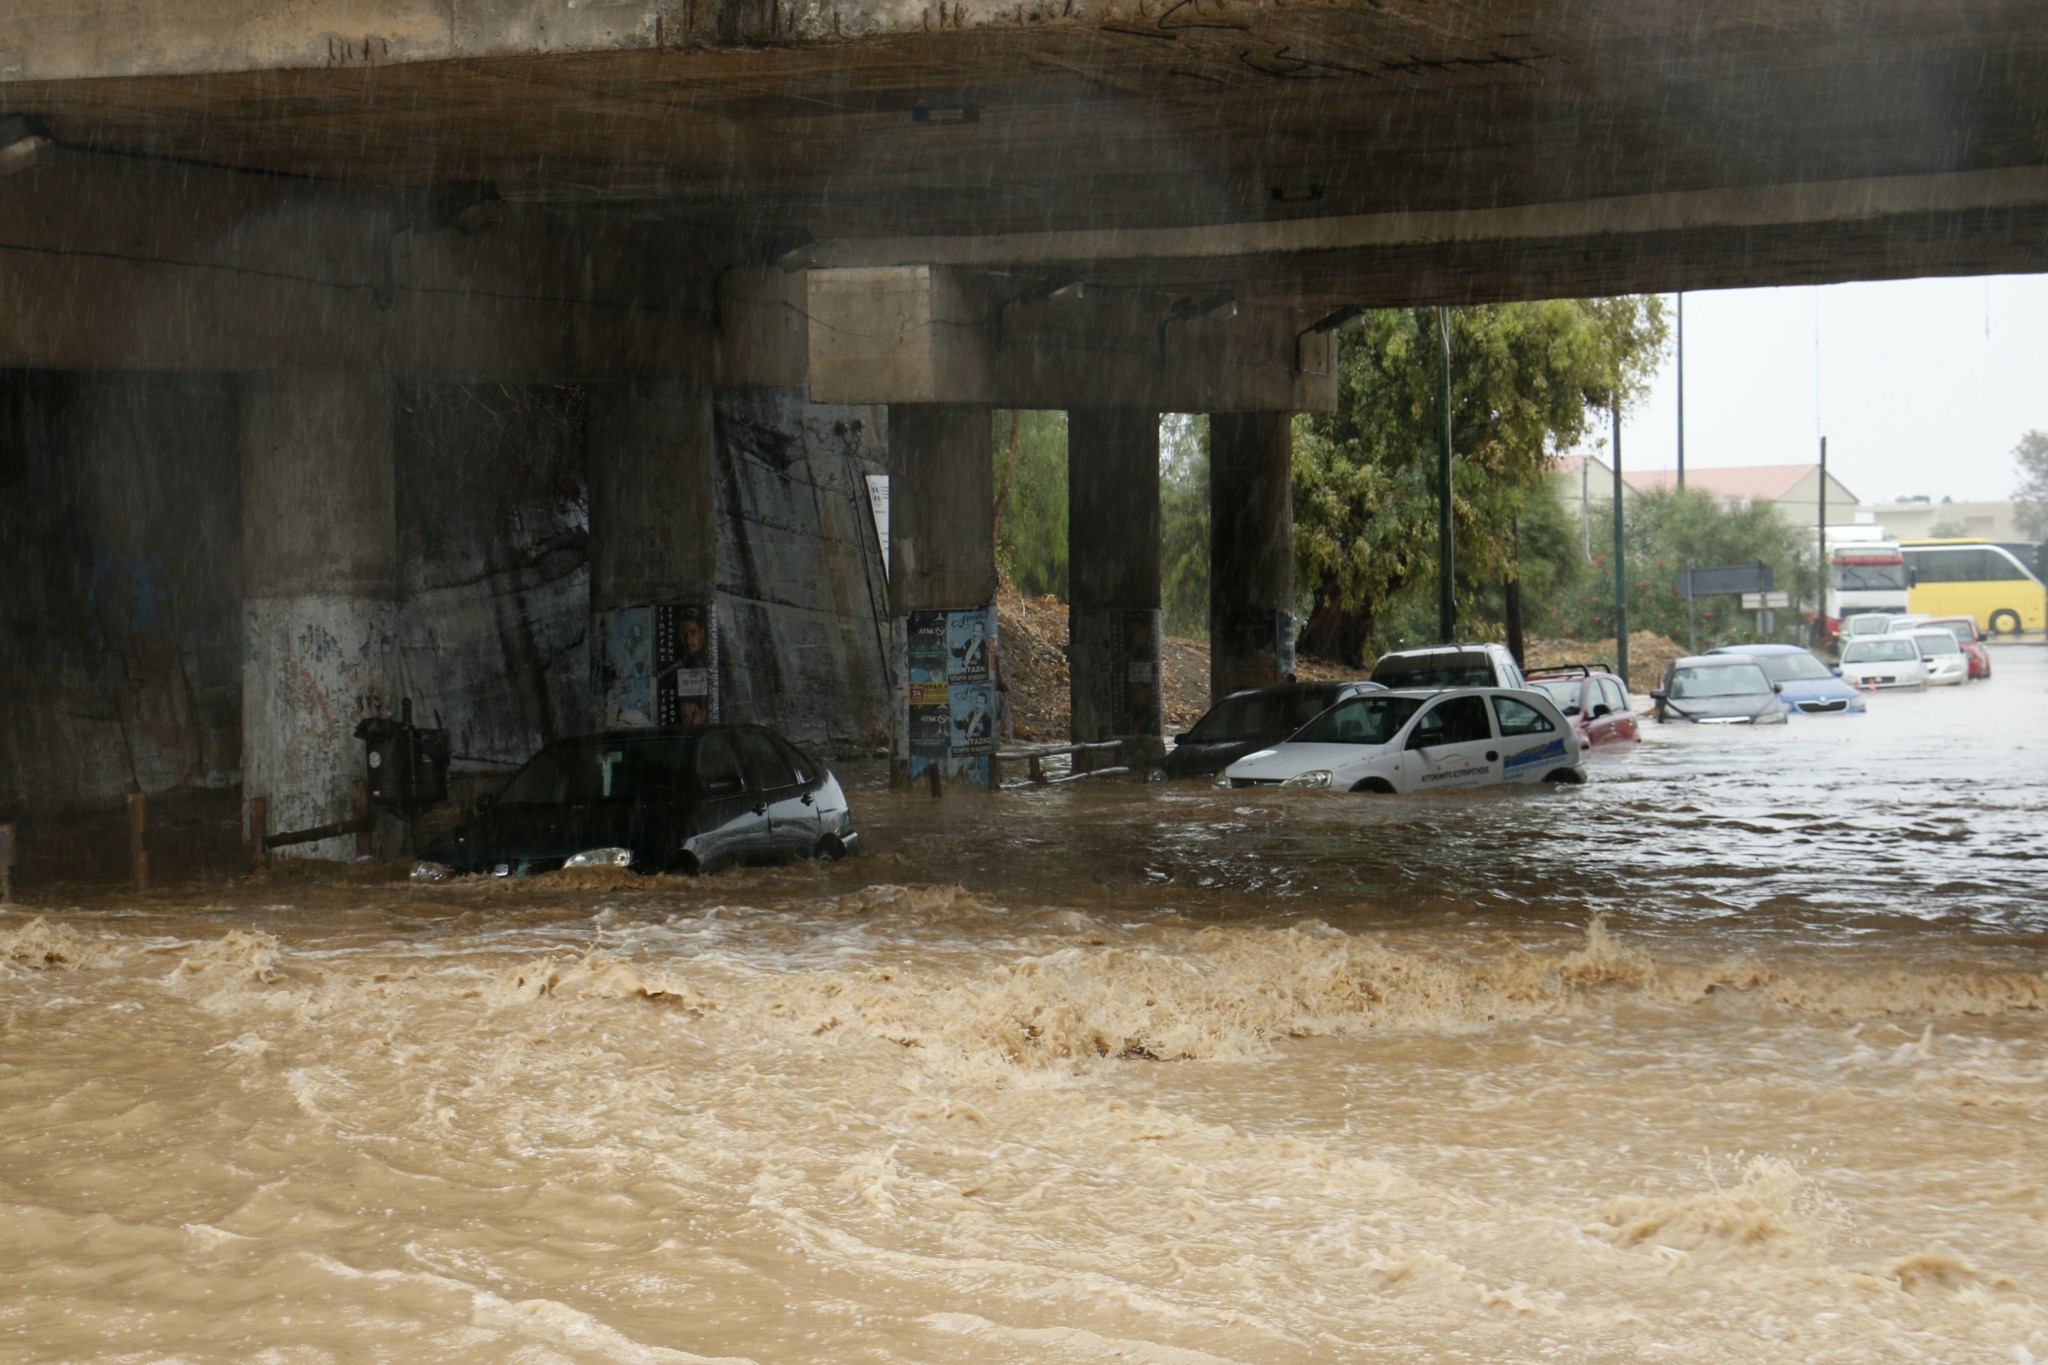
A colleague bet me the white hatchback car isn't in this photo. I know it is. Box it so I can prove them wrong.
[1222,687,1586,793]
[1903,628,1970,686]
[1835,635,1929,689]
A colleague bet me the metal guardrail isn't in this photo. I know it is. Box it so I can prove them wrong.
[990,739,1135,788]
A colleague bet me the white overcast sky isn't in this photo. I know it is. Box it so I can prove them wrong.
[1567,273,2048,505]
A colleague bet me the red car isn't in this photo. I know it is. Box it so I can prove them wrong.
[1524,665,1641,750]
[1923,616,1993,680]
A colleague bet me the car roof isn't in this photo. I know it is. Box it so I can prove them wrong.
[1374,643,1508,660]
[1707,643,1803,656]
[1221,680,1374,699]
[1674,654,1760,667]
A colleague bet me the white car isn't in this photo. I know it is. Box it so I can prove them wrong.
[1904,628,1970,686]
[1222,687,1586,793]
[1836,636,1929,690]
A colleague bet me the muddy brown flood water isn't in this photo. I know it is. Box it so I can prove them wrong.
[5,648,2046,1362]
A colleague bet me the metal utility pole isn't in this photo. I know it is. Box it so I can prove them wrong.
[1436,306,1456,644]
[1817,434,1828,643]
[1675,292,1686,491]
[1612,394,1629,686]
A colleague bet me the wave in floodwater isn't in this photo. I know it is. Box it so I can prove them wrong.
[4,883,2047,1363]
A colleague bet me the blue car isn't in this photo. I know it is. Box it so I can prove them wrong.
[1705,644,1866,716]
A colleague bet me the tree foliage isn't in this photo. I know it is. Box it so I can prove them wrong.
[2013,429,2048,541]
[1160,413,1210,638]
[1292,298,1668,661]
[992,409,1069,599]
[1545,489,1817,650]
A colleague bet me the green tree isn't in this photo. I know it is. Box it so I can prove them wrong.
[992,409,1068,598]
[1292,298,1667,663]
[1548,489,1815,650]
[1159,413,1210,638]
[2013,429,2048,540]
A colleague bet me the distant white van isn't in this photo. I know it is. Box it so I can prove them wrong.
[1368,643,1526,691]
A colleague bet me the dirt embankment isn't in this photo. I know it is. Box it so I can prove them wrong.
[996,585,1681,738]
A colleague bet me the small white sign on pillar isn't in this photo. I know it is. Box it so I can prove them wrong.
[866,473,890,577]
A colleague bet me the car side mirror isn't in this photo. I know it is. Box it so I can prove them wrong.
[1591,704,1611,718]
[1650,689,1668,702]
[1830,666,1842,677]
[1772,683,1783,692]
[706,776,745,797]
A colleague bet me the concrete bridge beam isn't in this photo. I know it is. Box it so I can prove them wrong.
[1067,407,1163,761]
[239,369,401,859]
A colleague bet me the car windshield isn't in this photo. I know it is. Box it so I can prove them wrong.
[1291,694,1425,745]
[1371,655,1497,688]
[1841,638,1917,663]
[1842,615,1894,636]
[1910,632,1961,657]
[1931,620,1976,645]
[1748,651,1834,683]
[1667,663,1771,699]
[496,737,697,804]
[1186,689,1341,742]
[1526,679,1584,714]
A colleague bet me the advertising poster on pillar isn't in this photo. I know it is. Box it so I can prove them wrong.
[599,603,717,728]
[904,606,998,783]
[655,603,716,726]
[1108,607,1163,737]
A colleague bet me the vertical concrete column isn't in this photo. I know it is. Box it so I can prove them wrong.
[1067,407,1163,763]
[586,379,719,729]
[1209,411,1297,701]
[241,370,401,859]
[887,403,997,790]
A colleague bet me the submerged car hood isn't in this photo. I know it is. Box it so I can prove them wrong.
[1661,693,1785,724]
[417,801,660,870]
[1225,740,1394,781]
[1775,678,1866,713]
[1163,737,1275,778]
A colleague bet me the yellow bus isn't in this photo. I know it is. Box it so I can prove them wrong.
[1901,539,2047,634]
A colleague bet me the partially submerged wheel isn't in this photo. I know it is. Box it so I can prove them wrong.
[1542,768,1586,785]
[1348,777,1396,794]
[813,835,848,863]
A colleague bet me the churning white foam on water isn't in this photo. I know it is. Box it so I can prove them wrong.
[3,893,2045,1361]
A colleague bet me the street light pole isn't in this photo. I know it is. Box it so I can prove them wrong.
[1612,394,1629,687]
[1436,305,1456,644]
[1675,292,1686,492]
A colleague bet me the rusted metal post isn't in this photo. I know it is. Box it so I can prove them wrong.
[127,792,150,894]
[0,821,16,902]
[1029,754,1046,785]
[353,778,374,859]
[248,796,269,874]
[926,762,943,799]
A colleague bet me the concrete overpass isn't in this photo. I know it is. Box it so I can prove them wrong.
[2,0,2044,852]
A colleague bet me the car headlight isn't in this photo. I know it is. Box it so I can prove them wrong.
[1282,769,1333,789]
[564,847,634,870]
[410,860,451,883]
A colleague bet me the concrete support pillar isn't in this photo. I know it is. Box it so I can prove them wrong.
[1067,408,1163,763]
[1208,411,1297,701]
[586,379,719,729]
[887,403,998,790]
[240,370,401,859]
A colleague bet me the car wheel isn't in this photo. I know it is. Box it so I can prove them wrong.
[1348,778,1396,794]
[813,835,847,863]
[1989,609,2021,635]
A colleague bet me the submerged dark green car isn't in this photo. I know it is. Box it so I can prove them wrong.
[412,725,858,878]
